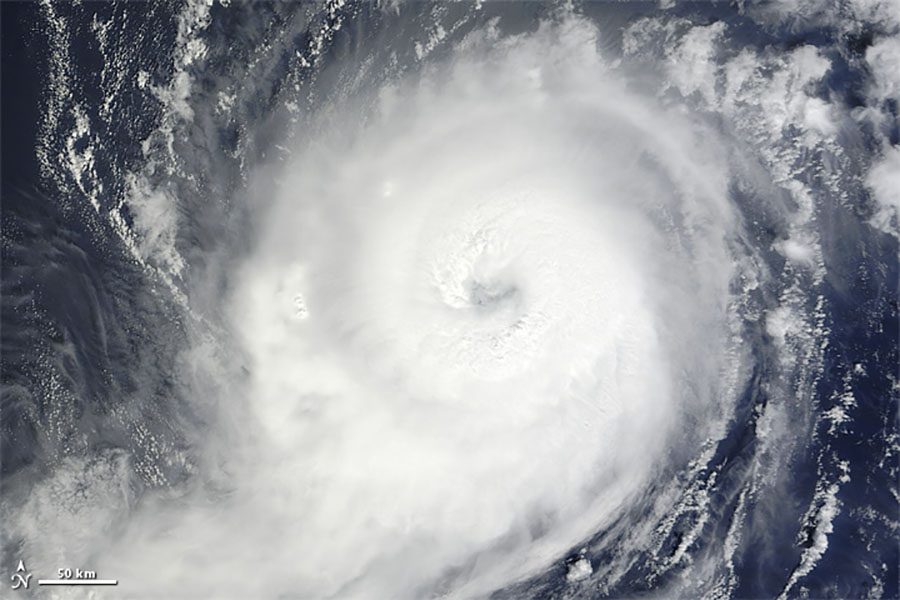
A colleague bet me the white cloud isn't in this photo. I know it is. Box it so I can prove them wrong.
[666,22,726,108]
[566,557,593,583]
[867,145,900,236]
[19,13,750,599]
[866,35,900,105]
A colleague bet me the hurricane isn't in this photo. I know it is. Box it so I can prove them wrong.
[1,2,897,599]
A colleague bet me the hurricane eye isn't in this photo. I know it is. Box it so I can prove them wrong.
[467,279,519,310]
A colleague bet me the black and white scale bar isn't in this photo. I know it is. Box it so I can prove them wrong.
[38,579,118,586]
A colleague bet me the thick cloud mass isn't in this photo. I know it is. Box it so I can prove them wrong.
[198,16,745,598]
[3,14,753,600]
[13,1,897,598]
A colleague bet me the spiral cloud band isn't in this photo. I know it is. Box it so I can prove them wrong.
[11,1,896,598]
[216,16,746,598]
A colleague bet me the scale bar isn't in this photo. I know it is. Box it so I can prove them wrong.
[38,579,118,586]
